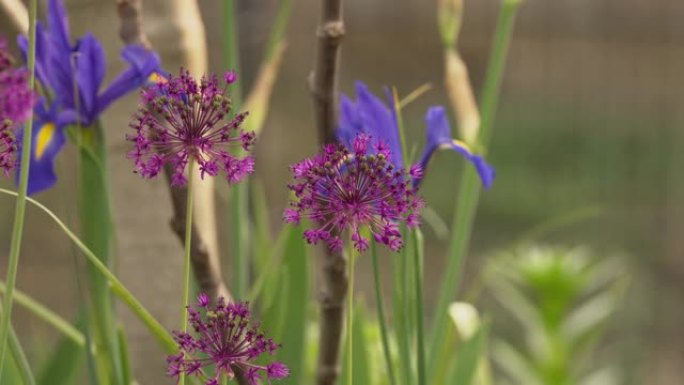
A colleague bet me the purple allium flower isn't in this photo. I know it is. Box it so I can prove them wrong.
[0,38,34,126]
[0,37,35,177]
[168,296,288,385]
[127,68,255,186]
[284,134,423,253]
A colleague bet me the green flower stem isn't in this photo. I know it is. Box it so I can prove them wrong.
[370,243,396,385]
[428,0,522,379]
[179,159,195,385]
[412,230,426,385]
[7,318,36,385]
[0,281,85,347]
[392,241,411,385]
[346,242,357,385]
[0,189,176,354]
[0,0,37,376]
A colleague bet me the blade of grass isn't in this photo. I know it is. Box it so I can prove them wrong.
[428,1,522,381]
[0,0,37,375]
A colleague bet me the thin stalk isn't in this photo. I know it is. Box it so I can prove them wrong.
[428,0,522,379]
[8,322,35,385]
[0,0,37,375]
[0,189,177,353]
[370,243,396,385]
[345,242,356,385]
[412,230,426,385]
[179,159,195,385]
[392,244,411,385]
[181,159,196,332]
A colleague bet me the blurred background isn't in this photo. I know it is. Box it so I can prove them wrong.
[1,0,682,384]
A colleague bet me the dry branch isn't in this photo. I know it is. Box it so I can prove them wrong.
[309,1,347,384]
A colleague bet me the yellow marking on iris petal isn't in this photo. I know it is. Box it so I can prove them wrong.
[148,72,167,84]
[35,122,56,160]
[451,139,473,155]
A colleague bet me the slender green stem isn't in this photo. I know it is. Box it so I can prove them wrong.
[412,230,426,385]
[0,282,84,347]
[428,0,522,380]
[393,241,411,385]
[179,159,195,385]
[182,159,195,332]
[7,321,36,385]
[371,243,396,385]
[0,189,176,354]
[346,243,356,385]
[231,183,249,300]
[0,0,37,376]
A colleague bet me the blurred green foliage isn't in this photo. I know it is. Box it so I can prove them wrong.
[486,246,628,385]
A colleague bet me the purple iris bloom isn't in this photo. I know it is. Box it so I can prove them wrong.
[15,0,162,194]
[337,82,495,189]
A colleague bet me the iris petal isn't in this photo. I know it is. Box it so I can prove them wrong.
[336,81,404,169]
[96,44,162,116]
[47,0,72,53]
[418,106,495,189]
[74,33,107,123]
[15,120,66,195]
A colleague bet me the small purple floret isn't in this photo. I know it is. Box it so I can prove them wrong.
[127,68,255,185]
[284,134,423,252]
[168,296,289,385]
[0,120,17,176]
[224,70,237,85]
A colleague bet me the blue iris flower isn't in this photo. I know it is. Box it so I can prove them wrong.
[16,0,162,194]
[337,82,495,189]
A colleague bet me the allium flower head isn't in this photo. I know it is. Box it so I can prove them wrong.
[128,68,255,186]
[168,295,288,385]
[0,37,35,177]
[284,134,423,253]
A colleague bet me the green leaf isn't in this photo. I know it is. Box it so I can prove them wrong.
[272,227,310,385]
[78,124,122,385]
[449,322,489,385]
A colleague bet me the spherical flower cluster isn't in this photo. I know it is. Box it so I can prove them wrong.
[167,294,289,385]
[127,69,255,186]
[284,134,423,252]
[0,37,35,176]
